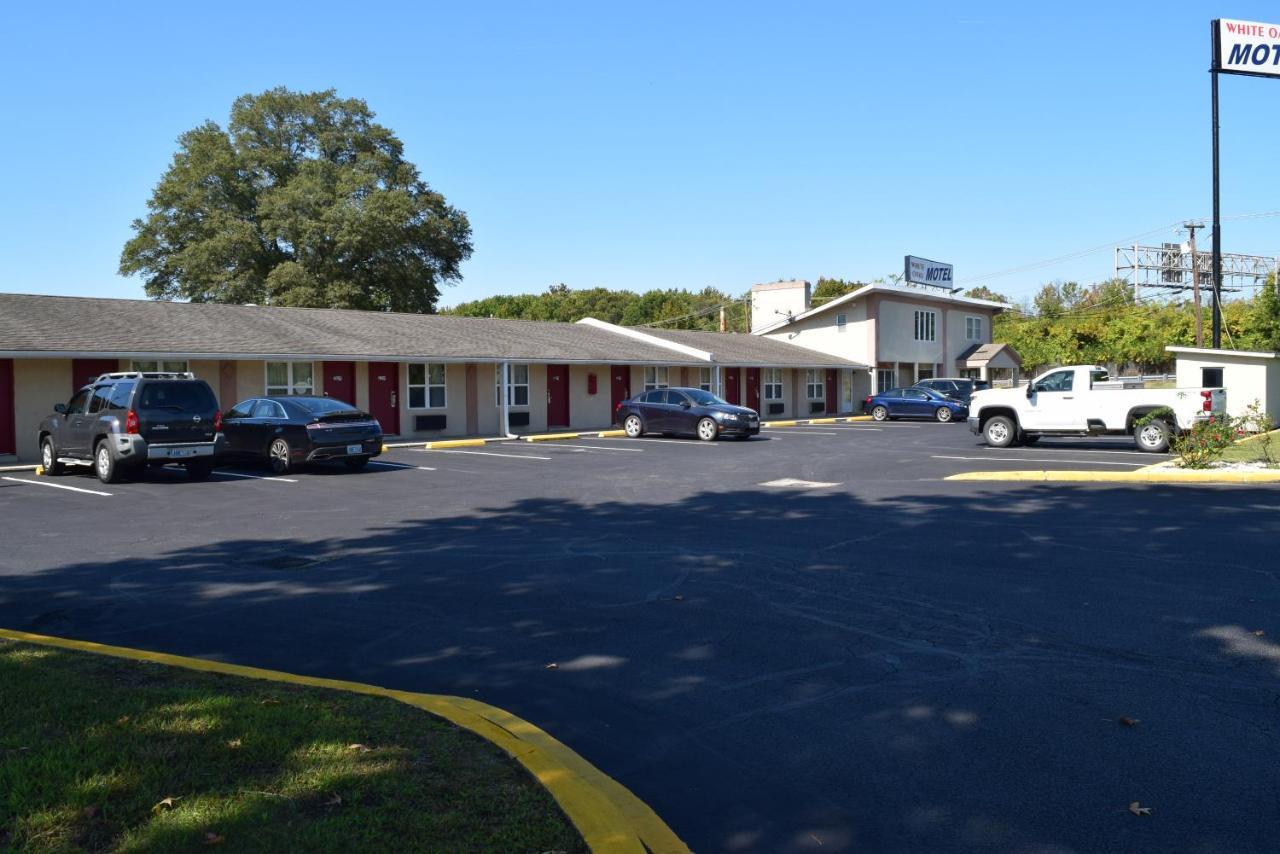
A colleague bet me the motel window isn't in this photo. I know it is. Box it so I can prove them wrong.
[877,368,896,393]
[644,366,669,391]
[965,316,983,341]
[132,360,189,373]
[836,313,847,333]
[806,369,824,400]
[914,310,936,342]
[265,361,314,396]
[763,368,783,401]
[495,364,530,407]
[408,363,447,409]
[698,367,713,392]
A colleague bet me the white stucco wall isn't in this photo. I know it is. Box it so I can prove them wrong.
[761,301,871,365]
[1174,352,1279,423]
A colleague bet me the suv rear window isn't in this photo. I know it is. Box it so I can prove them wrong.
[107,382,136,411]
[137,381,216,412]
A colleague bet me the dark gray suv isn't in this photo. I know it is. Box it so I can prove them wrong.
[37,372,224,483]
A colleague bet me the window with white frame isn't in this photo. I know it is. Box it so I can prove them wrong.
[131,360,189,373]
[806,369,824,400]
[763,368,783,401]
[877,368,896,393]
[965,315,983,341]
[408,363,446,409]
[836,313,847,333]
[914,309,936,342]
[494,364,530,406]
[643,366,669,391]
[698,367,712,391]
[265,361,314,395]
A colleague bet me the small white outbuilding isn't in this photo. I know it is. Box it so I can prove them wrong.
[1167,346,1280,425]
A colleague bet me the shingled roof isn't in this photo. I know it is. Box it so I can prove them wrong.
[625,326,867,369]
[0,293,864,368]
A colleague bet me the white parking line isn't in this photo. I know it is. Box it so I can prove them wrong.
[367,461,437,471]
[536,443,645,452]
[604,437,718,446]
[214,471,299,483]
[1,476,112,496]
[762,429,853,436]
[421,449,551,460]
[980,446,1169,458]
[933,455,1146,467]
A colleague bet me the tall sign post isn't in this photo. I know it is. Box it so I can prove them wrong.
[1209,18,1280,348]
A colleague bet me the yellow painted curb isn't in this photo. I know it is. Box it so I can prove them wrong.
[0,628,689,854]
[762,420,797,427]
[34,465,44,476]
[424,438,487,449]
[945,469,1280,484]
[596,429,627,438]
[844,415,874,422]
[381,444,389,453]
[805,418,839,424]
[524,432,581,442]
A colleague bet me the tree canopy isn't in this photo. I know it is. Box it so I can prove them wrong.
[120,87,472,312]
[445,284,751,331]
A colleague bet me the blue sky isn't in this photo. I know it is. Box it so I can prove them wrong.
[2,1,1278,308]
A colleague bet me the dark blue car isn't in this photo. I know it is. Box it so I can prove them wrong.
[617,387,760,441]
[863,387,968,423]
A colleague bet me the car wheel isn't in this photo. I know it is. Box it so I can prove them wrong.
[871,405,888,422]
[41,437,64,476]
[185,459,215,480]
[696,417,719,441]
[268,438,292,474]
[94,440,122,484]
[344,456,370,471]
[983,415,1017,449]
[934,407,953,423]
[1134,419,1171,453]
[623,414,644,438]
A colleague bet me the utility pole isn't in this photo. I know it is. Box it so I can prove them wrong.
[1184,221,1204,347]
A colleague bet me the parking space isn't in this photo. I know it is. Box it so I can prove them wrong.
[5,419,1270,853]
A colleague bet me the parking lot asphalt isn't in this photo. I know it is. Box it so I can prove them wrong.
[2,422,1278,852]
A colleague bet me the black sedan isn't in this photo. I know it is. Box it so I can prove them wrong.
[220,396,383,473]
[863,387,968,423]
[617,387,760,440]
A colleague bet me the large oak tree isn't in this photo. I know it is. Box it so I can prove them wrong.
[120,88,472,312]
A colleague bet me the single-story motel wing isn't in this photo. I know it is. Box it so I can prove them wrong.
[0,280,1024,463]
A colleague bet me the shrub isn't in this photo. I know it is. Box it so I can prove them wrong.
[1137,407,1238,469]
[1239,400,1280,467]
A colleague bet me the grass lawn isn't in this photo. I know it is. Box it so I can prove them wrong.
[0,640,585,853]
[1219,429,1280,466]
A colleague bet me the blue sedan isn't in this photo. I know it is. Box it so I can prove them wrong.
[863,387,968,423]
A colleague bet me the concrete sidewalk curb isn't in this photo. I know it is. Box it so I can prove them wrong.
[762,416,873,428]
[0,627,690,854]
[946,469,1280,484]
[523,432,581,442]
[384,437,513,450]
[0,464,39,472]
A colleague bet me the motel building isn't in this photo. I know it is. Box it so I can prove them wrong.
[0,284,1011,464]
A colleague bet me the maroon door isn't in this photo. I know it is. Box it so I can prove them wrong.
[610,365,631,422]
[0,359,14,455]
[547,364,570,427]
[72,358,119,392]
[825,369,838,414]
[745,368,761,412]
[322,361,356,405]
[367,362,400,434]
[723,368,741,405]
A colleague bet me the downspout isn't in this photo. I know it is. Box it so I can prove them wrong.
[501,360,513,438]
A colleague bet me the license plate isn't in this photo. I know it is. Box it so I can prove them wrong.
[171,448,197,458]
[346,444,363,455]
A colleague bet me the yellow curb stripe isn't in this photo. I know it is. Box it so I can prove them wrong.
[945,469,1280,484]
[424,438,488,449]
[595,429,627,438]
[762,420,798,427]
[523,432,582,442]
[0,628,688,854]
[843,415,874,422]
[805,418,839,424]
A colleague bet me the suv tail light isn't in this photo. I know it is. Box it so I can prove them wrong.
[125,409,139,434]
[213,409,223,431]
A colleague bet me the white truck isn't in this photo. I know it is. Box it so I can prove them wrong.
[967,365,1226,453]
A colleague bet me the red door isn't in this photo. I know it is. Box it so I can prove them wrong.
[0,359,14,455]
[547,364,570,427]
[825,369,838,414]
[72,358,119,392]
[723,368,740,405]
[322,361,356,405]
[610,365,631,423]
[745,368,761,412]
[367,362,400,434]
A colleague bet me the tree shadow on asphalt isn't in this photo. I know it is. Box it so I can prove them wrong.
[2,483,1279,853]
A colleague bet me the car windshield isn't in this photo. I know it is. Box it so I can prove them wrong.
[290,397,358,415]
[137,382,215,412]
[685,389,727,406]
